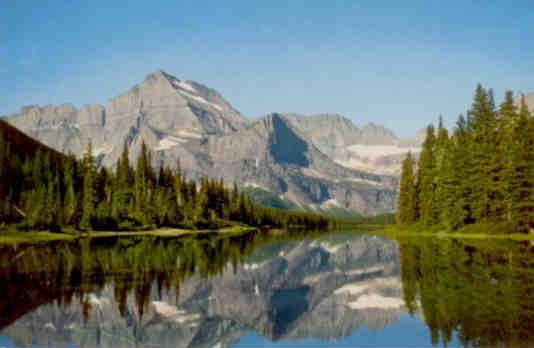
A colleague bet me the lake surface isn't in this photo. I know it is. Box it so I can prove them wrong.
[0,230,533,347]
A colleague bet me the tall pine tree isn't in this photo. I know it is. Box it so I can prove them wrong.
[397,152,417,224]
[80,140,96,230]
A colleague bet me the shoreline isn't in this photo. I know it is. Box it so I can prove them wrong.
[374,224,534,241]
[0,225,258,245]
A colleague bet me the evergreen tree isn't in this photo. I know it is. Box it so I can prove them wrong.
[63,155,77,225]
[466,84,498,220]
[115,144,134,217]
[397,152,417,224]
[498,91,519,221]
[507,98,534,232]
[416,125,438,226]
[80,141,97,230]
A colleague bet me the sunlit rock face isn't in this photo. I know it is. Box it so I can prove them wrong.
[3,71,405,215]
[284,113,422,176]
[521,92,534,113]
[1,234,407,348]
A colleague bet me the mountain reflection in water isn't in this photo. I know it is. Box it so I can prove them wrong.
[0,230,533,348]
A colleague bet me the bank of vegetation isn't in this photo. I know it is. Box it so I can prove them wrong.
[397,86,534,234]
[0,120,328,233]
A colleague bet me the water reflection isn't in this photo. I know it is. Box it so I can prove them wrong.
[398,237,534,348]
[0,231,533,347]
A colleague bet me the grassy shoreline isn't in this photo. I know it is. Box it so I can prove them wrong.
[0,225,258,244]
[374,223,534,241]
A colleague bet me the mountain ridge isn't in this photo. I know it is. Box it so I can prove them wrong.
[3,70,410,214]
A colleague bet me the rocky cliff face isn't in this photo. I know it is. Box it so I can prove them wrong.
[4,70,409,215]
[521,92,534,113]
[284,113,421,176]
[1,234,406,348]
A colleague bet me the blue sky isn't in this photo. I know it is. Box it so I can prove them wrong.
[1,0,532,137]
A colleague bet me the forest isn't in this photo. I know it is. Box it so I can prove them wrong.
[397,85,534,233]
[0,121,328,232]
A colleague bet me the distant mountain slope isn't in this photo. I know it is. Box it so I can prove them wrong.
[203,113,397,214]
[0,119,62,161]
[0,119,65,217]
[285,113,421,175]
[522,92,534,113]
[3,70,406,215]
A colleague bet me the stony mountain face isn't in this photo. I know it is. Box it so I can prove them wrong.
[1,234,407,348]
[5,71,248,168]
[520,92,534,113]
[202,113,397,214]
[284,113,421,176]
[3,70,413,215]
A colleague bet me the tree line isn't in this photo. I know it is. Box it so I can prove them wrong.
[397,85,534,233]
[0,130,328,231]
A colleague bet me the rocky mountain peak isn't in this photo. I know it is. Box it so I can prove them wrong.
[359,123,398,145]
[4,70,402,215]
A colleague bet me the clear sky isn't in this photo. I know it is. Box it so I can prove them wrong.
[1,0,532,137]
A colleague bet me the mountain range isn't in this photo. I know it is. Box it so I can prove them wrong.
[2,70,423,215]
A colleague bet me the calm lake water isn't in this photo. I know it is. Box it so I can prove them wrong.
[0,230,533,348]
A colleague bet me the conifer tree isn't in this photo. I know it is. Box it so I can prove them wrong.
[80,141,96,230]
[134,142,150,217]
[498,91,519,221]
[397,152,417,224]
[63,156,77,225]
[507,98,534,232]
[416,125,438,226]
[466,84,498,220]
[115,144,134,217]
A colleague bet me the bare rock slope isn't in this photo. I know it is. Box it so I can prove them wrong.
[4,70,411,215]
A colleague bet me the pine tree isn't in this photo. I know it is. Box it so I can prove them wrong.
[134,142,150,217]
[433,115,450,225]
[498,91,520,221]
[116,144,134,217]
[507,98,534,232]
[397,152,417,224]
[63,156,77,225]
[416,125,438,226]
[466,84,498,220]
[80,140,96,230]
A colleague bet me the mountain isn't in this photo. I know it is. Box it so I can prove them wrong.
[5,70,248,168]
[284,113,420,176]
[0,119,62,161]
[3,70,413,215]
[0,119,65,212]
[521,92,534,112]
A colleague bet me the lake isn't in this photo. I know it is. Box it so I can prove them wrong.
[0,230,533,347]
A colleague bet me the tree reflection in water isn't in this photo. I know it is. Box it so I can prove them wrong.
[1,231,533,348]
[398,237,534,347]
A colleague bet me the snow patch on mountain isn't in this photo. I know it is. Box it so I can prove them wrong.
[346,144,420,159]
[171,79,197,93]
[334,144,420,175]
[176,89,224,112]
[177,129,203,139]
[155,136,187,151]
